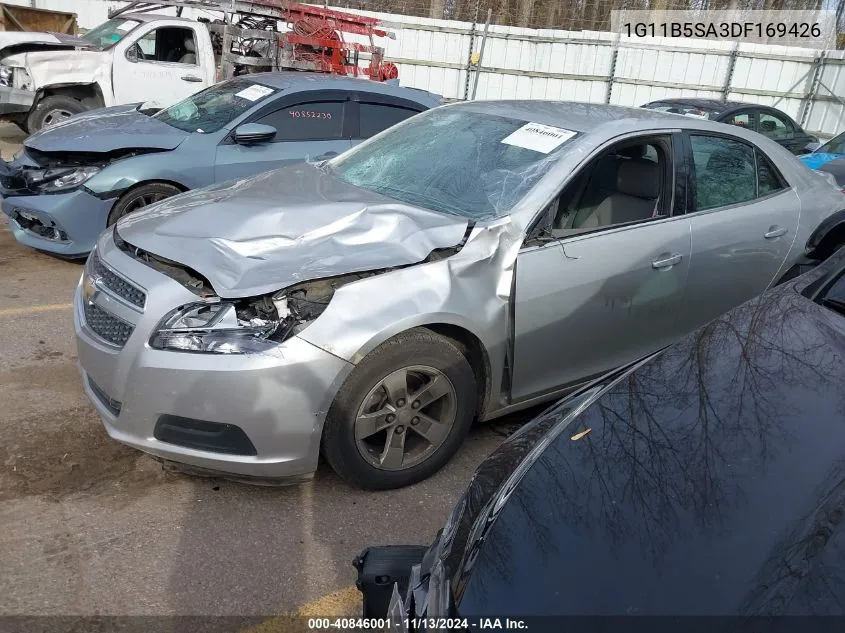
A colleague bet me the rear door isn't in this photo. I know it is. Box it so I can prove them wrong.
[213,92,354,181]
[347,92,428,146]
[510,133,692,401]
[677,132,800,334]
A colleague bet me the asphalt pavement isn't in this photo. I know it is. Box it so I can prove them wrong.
[0,124,539,619]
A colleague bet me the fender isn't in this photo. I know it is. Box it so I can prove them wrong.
[806,208,845,261]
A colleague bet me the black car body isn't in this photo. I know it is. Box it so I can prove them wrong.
[356,246,845,629]
[642,98,819,155]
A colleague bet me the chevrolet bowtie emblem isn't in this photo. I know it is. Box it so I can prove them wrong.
[83,275,97,303]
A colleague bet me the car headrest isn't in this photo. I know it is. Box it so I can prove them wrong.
[184,36,196,52]
[760,120,776,132]
[616,159,659,199]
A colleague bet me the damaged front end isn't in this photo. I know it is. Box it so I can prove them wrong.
[116,222,388,356]
[0,146,164,197]
[149,271,382,355]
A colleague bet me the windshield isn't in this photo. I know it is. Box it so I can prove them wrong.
[328,108,577,220]
[818,132,845,154]
[82,18,140,49]
[153,79,277,134]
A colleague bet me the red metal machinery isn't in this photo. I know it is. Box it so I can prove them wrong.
[112,0,399,81]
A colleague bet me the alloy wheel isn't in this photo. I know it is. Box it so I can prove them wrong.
[354,365,457,471]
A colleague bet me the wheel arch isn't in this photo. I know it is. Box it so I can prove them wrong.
[35,82,106,111]
[338,315,496,421]
[806,208,845,261]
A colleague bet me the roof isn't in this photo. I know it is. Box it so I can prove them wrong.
[452,100,684,133]
[443,100,783,151]
[120,12,197,24]
[643,97,743,111]
[245,71,441,104]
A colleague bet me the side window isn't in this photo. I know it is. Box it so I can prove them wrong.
[724,111,752,129]
[690,135,756,211]
[758,111,795,140]
[756,150,787,197]
[359,103,420,138]
[254,102,345,142]
[132,27,197,64]
[546,138,671,234]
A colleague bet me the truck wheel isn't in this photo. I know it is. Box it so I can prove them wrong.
[322,328,477,490]
[107,183,182,226]
[27,95,87,132]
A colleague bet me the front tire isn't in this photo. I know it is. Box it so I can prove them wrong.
[107,182,182,226]
[26,95,87,133]
[322,328,477,490]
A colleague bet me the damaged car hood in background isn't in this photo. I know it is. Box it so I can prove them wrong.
[0,31,91,56]
[116,163,471,298]
[24,104,189,153]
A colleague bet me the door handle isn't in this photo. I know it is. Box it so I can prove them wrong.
[764,226,788,239]
[181,75,203,82]
[652,253,682,269]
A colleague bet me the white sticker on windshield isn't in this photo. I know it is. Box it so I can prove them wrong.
[116,21,137,32]
[501,122,577,154]
[235,84,275,102]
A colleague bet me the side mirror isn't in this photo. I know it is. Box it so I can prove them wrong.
[805,141,822,153]
[233,123,276,144]
[125,45,139,63]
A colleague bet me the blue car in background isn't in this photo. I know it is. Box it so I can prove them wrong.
[0,72,441,258]
[800,131,845,193]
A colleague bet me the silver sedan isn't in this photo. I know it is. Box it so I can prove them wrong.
[74,101,845,489]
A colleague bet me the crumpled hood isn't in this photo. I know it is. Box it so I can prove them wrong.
[0,31,90,55]
[24,104,189,153]
[116,163,470,298]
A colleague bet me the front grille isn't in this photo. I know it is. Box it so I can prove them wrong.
[83,301,134,347]
[88,376,122,416]
[90,252,146,308]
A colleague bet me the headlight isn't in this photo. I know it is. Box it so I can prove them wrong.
[32,166,100,193]
[150,272,363,354]
[150,302,283,354]
[0,65,11,87]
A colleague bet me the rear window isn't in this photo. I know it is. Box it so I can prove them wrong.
[644,102,714,119]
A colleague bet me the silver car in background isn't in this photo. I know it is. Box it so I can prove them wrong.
[75,101,845,490]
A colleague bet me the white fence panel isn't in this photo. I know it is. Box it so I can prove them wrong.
[9,0,845,137]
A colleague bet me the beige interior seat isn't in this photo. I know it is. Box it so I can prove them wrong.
[574,159,660,229]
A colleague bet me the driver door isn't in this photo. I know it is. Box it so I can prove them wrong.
[510,134,692,400]
[112,24,206,107]
[214,97,354,181]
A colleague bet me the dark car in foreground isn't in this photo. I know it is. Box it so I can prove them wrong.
[0,72,440,258]
[642,98,818,155]
[356,245,845,628]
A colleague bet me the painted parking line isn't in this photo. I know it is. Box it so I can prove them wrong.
[0,303,72,318]
[241,585,360,632]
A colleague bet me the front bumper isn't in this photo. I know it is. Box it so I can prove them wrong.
[74,231,355,479]
[1,188,117,257]
[0,85,34,116]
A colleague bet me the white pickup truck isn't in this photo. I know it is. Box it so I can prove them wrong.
[0,12,217,132]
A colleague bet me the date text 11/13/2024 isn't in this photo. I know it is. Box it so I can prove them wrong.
[306,618,528,629]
